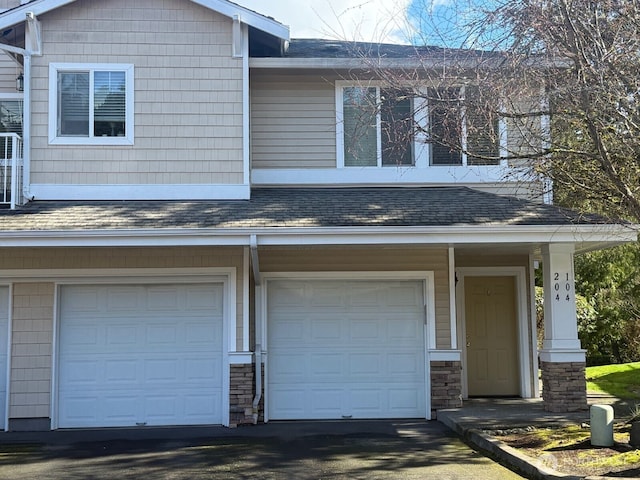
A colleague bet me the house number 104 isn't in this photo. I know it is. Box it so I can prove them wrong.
[553,272,572,302]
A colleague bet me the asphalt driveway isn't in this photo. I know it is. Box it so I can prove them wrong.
[0,421,523,479]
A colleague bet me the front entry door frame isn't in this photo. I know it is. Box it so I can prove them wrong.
[456,267,533,399]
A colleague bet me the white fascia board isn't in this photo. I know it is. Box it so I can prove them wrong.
[0,224,635,248]
[251,166,528,186]
[0,0,290,40]
[249,57,488,70]
[191,0,289,39]
[0,0,75,30]
[30,184,250,200]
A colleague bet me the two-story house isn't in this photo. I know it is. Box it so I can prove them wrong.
[0,0,634,431]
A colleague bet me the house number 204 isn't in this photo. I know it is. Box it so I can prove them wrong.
[553,272,572,302]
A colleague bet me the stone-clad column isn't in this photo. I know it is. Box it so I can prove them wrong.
[539,244,587,412]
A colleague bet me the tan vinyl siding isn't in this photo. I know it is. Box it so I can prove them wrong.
[0,52,20,92]
[10,282,54,419]
[5,246,246,419]
[259,247,452,349]
[456,253,530,269]
[251,72,337,169]
[30,0,243,186]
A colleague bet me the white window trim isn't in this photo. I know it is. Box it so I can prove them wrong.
[336,81,507,169]
[48,63,134,146]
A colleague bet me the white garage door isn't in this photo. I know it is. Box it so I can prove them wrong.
[0,287,8,430]
[267,279,426,420]
[58,283,224,428]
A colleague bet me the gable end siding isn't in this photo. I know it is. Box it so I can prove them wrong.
[30,0,244,186]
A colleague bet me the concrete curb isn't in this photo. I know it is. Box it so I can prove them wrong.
[439,415,625,480]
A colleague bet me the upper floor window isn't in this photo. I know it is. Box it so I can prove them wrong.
[339,85,414,167]
[49,63,134,145]
[428,87,500,166]
[336,82,501,168]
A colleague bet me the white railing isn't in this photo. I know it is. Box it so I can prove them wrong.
[0,133,24,209]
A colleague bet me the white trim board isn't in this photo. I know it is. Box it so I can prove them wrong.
[456,266,535,400]
[29,184,250,200]
[251,167,528,186]
[0,226,634,250]
[2,284,11,432]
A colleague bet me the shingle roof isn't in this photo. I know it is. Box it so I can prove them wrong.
[0,187,614,232]
[284,39,498,60]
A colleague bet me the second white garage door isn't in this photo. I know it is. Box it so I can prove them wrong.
[58,283,224,428]
[267,279,427,420]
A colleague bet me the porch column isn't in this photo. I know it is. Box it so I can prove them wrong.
[539,244,587,412]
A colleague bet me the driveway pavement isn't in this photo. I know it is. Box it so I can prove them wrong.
[0,420,523,479]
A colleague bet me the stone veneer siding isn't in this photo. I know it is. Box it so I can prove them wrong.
[541,361,587,412]
[430,361,462,411]
[229,364,255,427]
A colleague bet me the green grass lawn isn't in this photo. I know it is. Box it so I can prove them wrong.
[586,362,640,399]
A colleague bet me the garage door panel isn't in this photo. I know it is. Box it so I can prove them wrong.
[311,388,344,416]
[348,285,382,306]
[145,325,179,346]
[58,283,224,428]
[349,353,379,375]
[311,353,343,375]
[185,358,221,381]
[310,285,346,307]
[107,325,137,346]
[388,352,421,374]
[389,388,423,411]
[108,288,142,311]
[269,388,307,418]
[106,360,139,383]
[268,279,426,420]
[350,319,381,340]
[310,319,342,341]
[185,323,218,344]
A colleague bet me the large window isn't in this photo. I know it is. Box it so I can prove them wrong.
[340,86,414,167]
[337,83,501,168]
[49,64,134,145]
[429,87,500,166]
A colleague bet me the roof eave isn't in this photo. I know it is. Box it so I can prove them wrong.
[191,0,289,40]
[249,57,496,70]
[0,0,290,40]
[0,224,634,249]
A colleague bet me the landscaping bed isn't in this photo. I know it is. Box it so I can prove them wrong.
[486,424,640,478]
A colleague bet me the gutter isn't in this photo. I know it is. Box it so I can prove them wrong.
[0,224,635,250]
[250,235,263,424]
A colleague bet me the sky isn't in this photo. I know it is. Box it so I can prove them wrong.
[233,0,417,44]
[232,0,491,47]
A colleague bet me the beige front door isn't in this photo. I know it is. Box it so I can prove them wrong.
[465,276,520,396]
